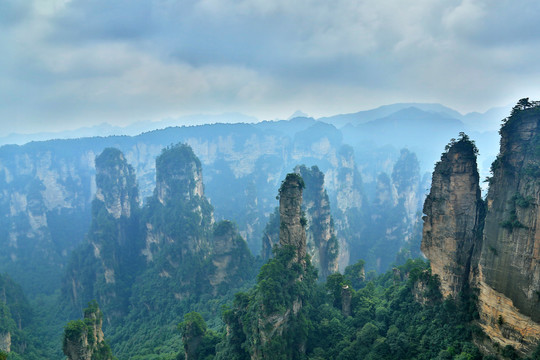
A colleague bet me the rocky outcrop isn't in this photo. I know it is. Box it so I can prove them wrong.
[392,149,421,223]
[63,148,141,319]
[330,145,364,271]
[143,144,213,262]
[472,100,540,352]
[0,332,10,353]
[421,136,485,298]
[296,165,339,280]
[278,173,307,264]
[421,100,540,355]
[63,302,113,360]
[155,143,204,206]
[209,221,254,295]
[94,148,139,219]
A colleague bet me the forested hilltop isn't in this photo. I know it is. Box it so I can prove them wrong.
[1,101,539,359]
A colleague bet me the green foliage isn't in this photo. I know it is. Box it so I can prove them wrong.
[443,132,479,156]
[179,312,207,339]
[278,173,305,197]
[63,302,114,360]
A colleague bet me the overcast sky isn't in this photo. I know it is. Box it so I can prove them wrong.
[2,0,540,135]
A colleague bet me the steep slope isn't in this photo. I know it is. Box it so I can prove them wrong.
[218,173,316,359]
[0,274,45,359]
[472,99,540,352]
[262,166,339,279]
[421,135,485,298]
[104,143,254,358]
[0,143,94,295]
[63,302,113,360]
[296,165,339,280]
[62,148,142,320]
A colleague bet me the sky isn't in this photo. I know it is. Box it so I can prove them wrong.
[2,0,540,135]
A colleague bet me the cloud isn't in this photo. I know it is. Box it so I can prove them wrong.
[2,0,540,135]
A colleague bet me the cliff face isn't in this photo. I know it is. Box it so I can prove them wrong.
[155,144,204,206]
[219,173,313,359]
[208,221,254,295]
[330,145,364,270]
[421,100,540,354]
[296,165,339,280]
[143,144,213,262]
[63,302,113,360]
[472,102,540,351]
[0,146,94,294]
[63,148,141,319]
[278,173,307,264]
[94,148,139,219]
[421,137,484,298]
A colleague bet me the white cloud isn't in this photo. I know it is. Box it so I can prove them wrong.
[1,0,540,135]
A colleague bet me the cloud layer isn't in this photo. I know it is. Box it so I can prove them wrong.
[2,0,540,134]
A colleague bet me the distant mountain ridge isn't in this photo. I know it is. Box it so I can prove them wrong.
[0,103,509,147]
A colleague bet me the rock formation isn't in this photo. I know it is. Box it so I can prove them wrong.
[94,148,139,219]
[62,301,113,360]
[142,143,213,262]
[63,148,141,319]
[330,145,365,270]
[422,99,540,355]
[296,165,339,280]
[472,100,540,352]
[219,173,313,360]
[278,173,307,264]
[421,135,485,298]
[208,220,254,295]
[155,143,204,206]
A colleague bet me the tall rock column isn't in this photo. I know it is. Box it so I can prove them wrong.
[296,165,339,280]
[421,134,485,298]
[279,173,307,264]
[473,100,540,352]
[62,148,141,320]
[62,302,113,360]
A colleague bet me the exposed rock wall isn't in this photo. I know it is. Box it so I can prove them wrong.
[296,165,339,280]
[421,137,484,298]
[94,148,139,219]
[208,220,254,295]
[143,144,213,262]
[330,145,364,271]
[0,332,10,353]
[422,100,540,354]
[279,173,307,264]
[472,102,540,352]
[63,302,113,360]
[63,148,141,319]
[155,144,204,206]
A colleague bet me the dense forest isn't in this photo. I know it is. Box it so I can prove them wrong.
[0,101,540,359]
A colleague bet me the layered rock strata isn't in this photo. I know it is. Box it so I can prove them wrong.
[422,100,540,354]
[296,165,339,280]
[63,302,113,360]
[421,137,485,298]
[472,101,540,352]
[279,173,307,264]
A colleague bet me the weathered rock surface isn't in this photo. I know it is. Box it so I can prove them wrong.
[421,136,485,298]
[63,302,113,360]
[0,332,10,353]
[279,173,307,264]
[330,145,364,271]
[63,148,141,319]
[94,148,139,219]
[296,165,339,280]
[209,220,254,295]
[472,101,540,352]
[422,100,540,354]
[143,144,213,262]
